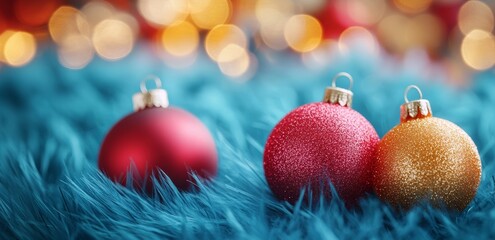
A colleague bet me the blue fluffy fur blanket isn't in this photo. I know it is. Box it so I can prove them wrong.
[0,47,494,239]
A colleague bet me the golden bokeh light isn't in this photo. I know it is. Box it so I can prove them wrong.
[344,0,387,25]
[58,34,94,69]
[258,14,289,50]
[161,21,199,57]
[256,0,294,50]
[190,0,232,30]
[49,2,139,68]
[298,0,327,14]
[113,12,140,35]
[0,31,36,67]
[205,24,247,61]
[0,31,15,63]
[81,1,115,27]
[255,0,294,22]
[377,14,406,53]
[301,40,338,69]
[284,14,323,53]
[217,44,250,78]
[393,0,432,14]
[410,14,445,53]
[49,6,90,43]
[461,29,495,70]
[377,14,444,54]
[92,19,135,60]
[137,0,188,26]
[458,1,494,35]
[338,26,378,56]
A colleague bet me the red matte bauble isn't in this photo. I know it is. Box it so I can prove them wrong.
[264,103,379,204]
[99,107,217,190]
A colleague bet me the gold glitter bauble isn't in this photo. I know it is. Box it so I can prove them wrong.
[373,116,481,210]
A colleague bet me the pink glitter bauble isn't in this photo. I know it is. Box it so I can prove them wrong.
[263,102,379,204]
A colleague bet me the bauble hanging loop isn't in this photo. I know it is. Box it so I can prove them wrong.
[323,72,353,107]
[373,85,482,210]
[400,85,432,121]
[264,72,379,205]
[133,75,169,111]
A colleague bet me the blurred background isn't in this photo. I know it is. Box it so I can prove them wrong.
[2,1,495,238]
[0,0,494,84]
